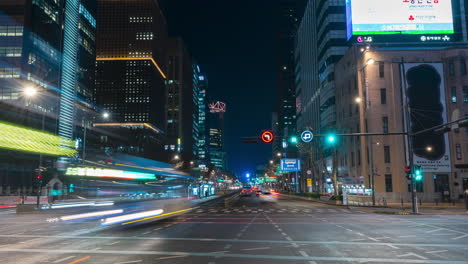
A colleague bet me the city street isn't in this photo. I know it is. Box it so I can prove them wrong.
[0,194,467,264]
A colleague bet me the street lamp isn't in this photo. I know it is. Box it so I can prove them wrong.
[102,112,110,119]
[366,58,376,65]
[276,152,282,157]
[269,160,274,164]
[355,97,362,103]
[174,154,180,160]
[23,86,38,97]
[426,146,433,152]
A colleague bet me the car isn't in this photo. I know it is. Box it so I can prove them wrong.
[240,187,253,197]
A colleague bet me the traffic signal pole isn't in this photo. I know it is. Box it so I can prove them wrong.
[401,64,418,214]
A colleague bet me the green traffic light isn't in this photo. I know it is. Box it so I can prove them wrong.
[290,136,298,144]
[326,134,336,144]
[414,169,423,181]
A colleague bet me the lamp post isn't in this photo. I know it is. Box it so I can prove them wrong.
[24,86,46,207]
[355,96,376,206]
[83,112,109,161]
[360,54,419,213]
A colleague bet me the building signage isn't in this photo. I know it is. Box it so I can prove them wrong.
[401,63,451,172]
[346,0,455,42]
[65,167,156,180]
[280,159,301,172]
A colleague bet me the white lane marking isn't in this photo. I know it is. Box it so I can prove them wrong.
[291,243,299,248]
[242,247,270,251]
[281,232,287,236]
[397,252,428,260]
[285,237,293,241]
[425,250,448,254]
[19,238,42,244]
[114,260,142,264]
[158,255,187,260]
[142,231,152,235]
[355,232,379,242]
[452,234,468,240]
[52,256,75,263]
[374,237,389,240]
[398,235,416,238]
[107,241,120,246]
[403,220,468,237]
[426,228,444,234]
[298,251,309,257]
[92,247,101,251]
[386,244,400,249]
[209,251,229,254]
[309,262,318,264]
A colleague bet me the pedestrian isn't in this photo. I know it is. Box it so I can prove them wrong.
[464,189,468,211]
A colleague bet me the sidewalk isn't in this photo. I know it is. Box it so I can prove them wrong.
[355,206,468,215]
[282,193,468,215]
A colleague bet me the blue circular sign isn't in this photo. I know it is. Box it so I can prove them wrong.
[301,130,313,143]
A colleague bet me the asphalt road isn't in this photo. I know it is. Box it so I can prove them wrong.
[0,194,468,264]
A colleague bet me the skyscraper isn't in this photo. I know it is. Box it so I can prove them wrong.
[164,38,196,162]
[209,101,227,170]
[295,0,348,135]
[196,73,209,163]
[0,0,96,189]
[273,0,306,152]
[95,0,167,132]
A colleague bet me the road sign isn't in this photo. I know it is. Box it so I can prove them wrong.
[260,131,274,143]
[307,178,312,187]
[301,130,313,143]
[280,159,301,172]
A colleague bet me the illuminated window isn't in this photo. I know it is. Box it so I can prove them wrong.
[0,25,23,36]
[0,68,20,78]
[0,47,21,57]
[79,4,96,28]
[136,32,154,40]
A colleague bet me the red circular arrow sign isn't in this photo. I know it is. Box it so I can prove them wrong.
[260,131,274,143]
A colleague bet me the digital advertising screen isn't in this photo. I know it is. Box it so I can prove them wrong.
[346,0,455,43]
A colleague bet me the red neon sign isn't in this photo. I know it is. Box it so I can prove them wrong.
[260,131,274,143]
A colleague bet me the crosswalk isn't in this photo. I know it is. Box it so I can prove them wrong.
[193,207,362,214]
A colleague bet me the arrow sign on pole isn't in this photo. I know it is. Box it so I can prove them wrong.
[301,130,314,143]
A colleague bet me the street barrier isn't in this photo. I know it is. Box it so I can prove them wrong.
[0,196,22,205]
[23,196,48,205]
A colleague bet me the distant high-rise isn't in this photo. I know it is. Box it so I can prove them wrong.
[196,74,209,163]
[164,38,197,162]
[273,0,306,153]
[209,101,227,170]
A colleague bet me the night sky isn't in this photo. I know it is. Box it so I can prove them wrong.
[163,1,276,176]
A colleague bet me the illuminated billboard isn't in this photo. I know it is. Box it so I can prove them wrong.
[65,167,156,180]
[347,0,454,41]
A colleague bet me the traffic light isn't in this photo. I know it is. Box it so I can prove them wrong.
[404,166,411,180]
[36,174,43,181]
[289,136,298,144]
[325,133,337,145]
[414,166,423,181]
